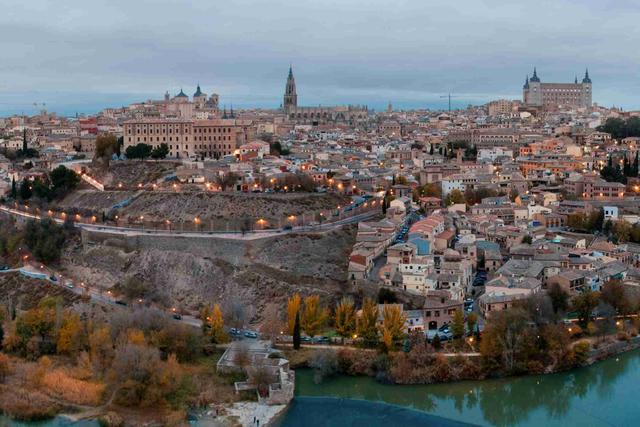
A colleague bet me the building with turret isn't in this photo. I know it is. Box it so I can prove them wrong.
[282,66,368,125]
[523,68,592,110]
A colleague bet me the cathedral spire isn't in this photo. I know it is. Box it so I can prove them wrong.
[582,68,591,84]
[530,67,540,82]
[283,64,297,112]
[523,75,529,89]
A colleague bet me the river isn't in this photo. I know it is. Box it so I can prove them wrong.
[275,348,640,426]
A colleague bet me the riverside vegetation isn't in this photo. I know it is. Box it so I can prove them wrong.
[282,281,640,385]
[0,289,245,425]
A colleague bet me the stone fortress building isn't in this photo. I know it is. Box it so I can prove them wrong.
[523,68,592,110]
[283,66,368,125]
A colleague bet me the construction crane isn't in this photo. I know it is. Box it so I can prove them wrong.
[33,102,47,113]
[439,92,461,112]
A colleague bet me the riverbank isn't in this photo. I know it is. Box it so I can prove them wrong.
[283,346,640,426]
[281,328,640,387]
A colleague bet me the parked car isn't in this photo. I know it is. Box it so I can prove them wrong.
[115,300,127,306]
[426,329,451,342]
[173,314,183,320]
[301,336,312,343]
[283,225,293,230]
[65,282,74,289]
[230,328,242,336]
[313,336,330,344]
[243,331,259,339]
[0,266,9,271]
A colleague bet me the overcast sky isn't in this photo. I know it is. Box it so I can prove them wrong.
[1,0,639,115]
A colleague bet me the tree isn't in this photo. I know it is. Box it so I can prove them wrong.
[49,165,80,198]
[0,323,4,351]
[479,308,533,374]
[613,221,632,243]
[151,143,169,160]
[548,283,569,315]
[259,304,284,342]
[334,297,356,339]
[19,179,32,200]
[379,304,406,352]
[95,133,118,168]
[445,189,465,206]
[293,311,301,350]
[432,334,441,350]
[287,293,301,335]
[10,177,16,199]
[89,326,114,374]
[522,235,533,245]
[301,295,328,337]
[377,287,397,304]
[601,279,631,315]
[23,219,66,263]
[57,312,85,356]
[356,298,379,347]
[125,143,152,161]
[572,291,600,327]
[466,312,478,338]
[451,309,465,340]
[207,304,228,344]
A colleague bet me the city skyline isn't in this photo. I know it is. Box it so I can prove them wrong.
[2,0,640,115]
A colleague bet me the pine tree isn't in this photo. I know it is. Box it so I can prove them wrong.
[293,311,301,350]
[0,323,4,351]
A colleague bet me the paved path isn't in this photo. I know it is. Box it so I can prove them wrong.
[0,265,202,328]
[276,342,480,357]
[0,205,378,241]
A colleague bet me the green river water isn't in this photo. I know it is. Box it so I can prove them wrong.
[276,348,640,427]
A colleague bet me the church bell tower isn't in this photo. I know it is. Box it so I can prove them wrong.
[283,66,297,113]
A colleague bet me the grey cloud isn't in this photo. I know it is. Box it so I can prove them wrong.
[1,0,640,114]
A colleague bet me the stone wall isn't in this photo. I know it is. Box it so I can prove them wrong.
[80,228,276,266]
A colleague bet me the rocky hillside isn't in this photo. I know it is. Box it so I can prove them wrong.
[60,225,357,322]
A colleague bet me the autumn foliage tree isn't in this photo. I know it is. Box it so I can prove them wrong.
[301,295,328,337]
[57,312,86,356]
[357,298,379,347]
[334,297,356,339]
[207,304,228,344]
[379,304,406,352]
[451,309,465,340]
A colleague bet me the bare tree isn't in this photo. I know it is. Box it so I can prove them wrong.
[259,304,285,343]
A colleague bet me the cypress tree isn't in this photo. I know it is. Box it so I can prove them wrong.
[0,323,4,350]
[10,177,16,199]
[293,311,301,350]
[432,334,441,350]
